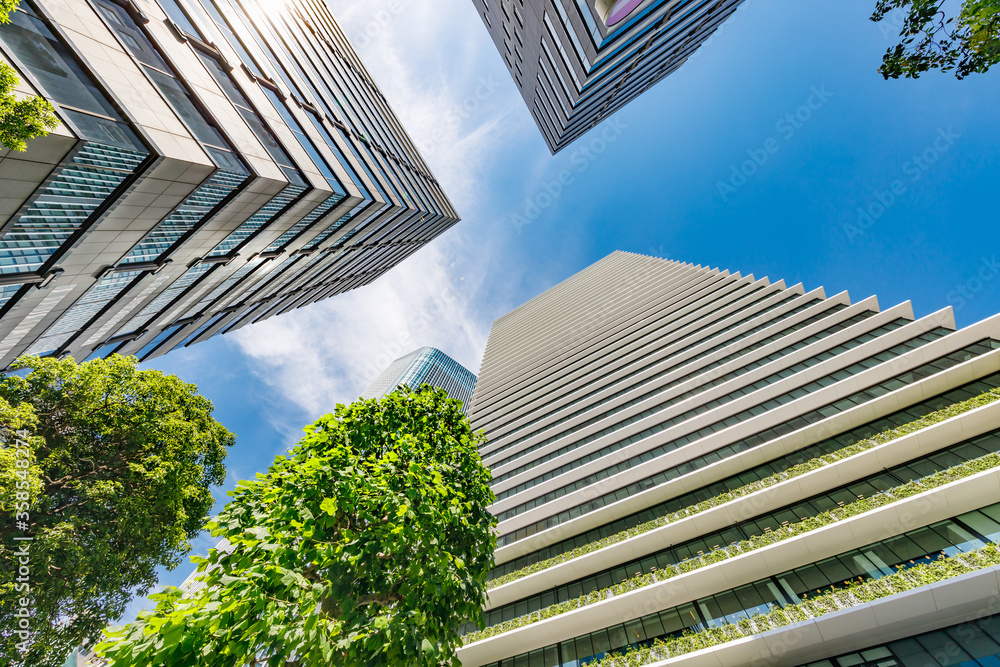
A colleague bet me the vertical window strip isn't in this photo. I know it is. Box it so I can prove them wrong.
[206,183,308,257]
[23,270,143,355]
[181,257,263,318]
[264,192,344,252]
[119,168,249,264]
[0,143,148,282]
[114,262,213,336]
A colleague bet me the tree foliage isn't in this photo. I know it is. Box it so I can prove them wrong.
[872,0,1000,78]
[1,1,59,152]
[96,385,497,667]
[0,354,235,666]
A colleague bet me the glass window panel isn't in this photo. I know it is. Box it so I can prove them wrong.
[624,619,647,644]
[607,624,629,651]
[93,0,170,70]
[899,526,952,560]
[62,108,143,150]
[573,635,593,662]
[144,67,227,147]
[932,521,985,554]
[790,564,827,594]
[1,10,118,118]
[640,612,664,639]
[959,512,1000,543]
[590,628,611,658]
[156,0,202,36]
[914,630,973,665]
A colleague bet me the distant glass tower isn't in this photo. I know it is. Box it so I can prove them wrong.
[362,347,477,413]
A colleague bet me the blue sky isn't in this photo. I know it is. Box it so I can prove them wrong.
[137,0,1000,608]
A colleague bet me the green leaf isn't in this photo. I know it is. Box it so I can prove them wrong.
[320,497,338,515]
[92,385,495,667]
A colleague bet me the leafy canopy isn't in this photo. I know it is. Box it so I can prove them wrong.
[1,1,59,152]
[97,385,497,667]
[872,0,1000,78]
[0,354,235,666]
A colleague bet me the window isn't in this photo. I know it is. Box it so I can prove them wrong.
[263,87,345,194]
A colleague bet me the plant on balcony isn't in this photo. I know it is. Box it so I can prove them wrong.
[464,448,1000,642]
[489,387,1000,588]
[589,542,1000,667]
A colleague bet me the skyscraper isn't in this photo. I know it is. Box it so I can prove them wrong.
[362,346,478,413]
[460,251,1000,667]
[0,0,458,367]
[471,0,746,153]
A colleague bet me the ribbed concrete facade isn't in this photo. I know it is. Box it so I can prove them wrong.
[361,346,478,413]
[461,251,1000,667]
[470,0,746,152]
[0,0,458,367]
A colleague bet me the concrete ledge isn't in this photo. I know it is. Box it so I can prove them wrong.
[494,340,1000,564]
[487,399,1000,607]
[639,565,1000,667]
[461,468,1000,665]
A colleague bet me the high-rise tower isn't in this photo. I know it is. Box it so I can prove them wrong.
[362,346,478,414]
[471,0,746,152]
[0,0,458,367]
[461,251,1000,667]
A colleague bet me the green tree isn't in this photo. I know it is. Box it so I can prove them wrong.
[96,385,497,667]
[1,0,59,151]
[872,0,1000,78]
[0,355,235,666]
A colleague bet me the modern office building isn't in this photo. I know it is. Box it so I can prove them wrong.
[0,0,458,367]
[471,0,746,153]
[460,251,1000,667]
[362,346,478,413]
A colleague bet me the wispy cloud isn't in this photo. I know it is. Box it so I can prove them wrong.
[229,0,527,416]
[229,238,489,416]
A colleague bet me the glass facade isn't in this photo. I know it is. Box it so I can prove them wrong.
[0,0,456,366]
[0,4,148,294]
[490,370,1000,579]
[471,254,1000,667]
[482,285,806,447]
[487,301,860,466]
[477,0,745,152]
[23,270,143,355]
[480,501,1000,667]
[363,347,478,414]
[475,428,1000,631]
[800,614,1000,667]
[206,182,308,257]
[491,314,911,491]
[118,168,249,265]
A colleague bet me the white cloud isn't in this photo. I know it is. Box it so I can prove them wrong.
[229,237,489,416]
[228,0,531,416]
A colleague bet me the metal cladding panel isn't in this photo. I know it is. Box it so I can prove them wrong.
[0,0,459,366]
[472,0,747,152]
